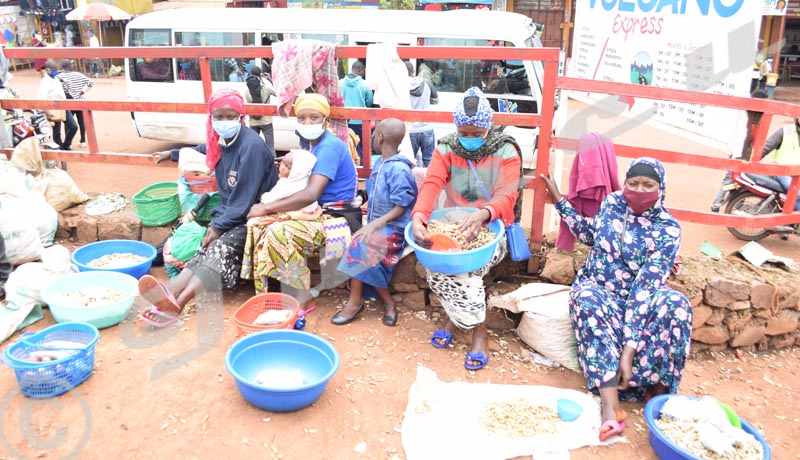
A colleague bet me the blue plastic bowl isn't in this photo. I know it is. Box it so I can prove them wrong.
[644,394,771,460]
[41,271,139,329]
[225,330,340,412]
[404,207,504,275]
[71,240,157,280]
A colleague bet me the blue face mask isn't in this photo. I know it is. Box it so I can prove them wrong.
[48,70,59,78]
[181,62,191,71]
[458,136,485,151]
[212,119,241,139]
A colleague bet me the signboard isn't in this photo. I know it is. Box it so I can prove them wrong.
[763,0,788,16]
[570,0,763,149]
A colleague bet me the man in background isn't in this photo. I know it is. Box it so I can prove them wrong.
[246,65,276,153]
[59,59,93,149]
[406,61,438,167]
[339,60,373,162]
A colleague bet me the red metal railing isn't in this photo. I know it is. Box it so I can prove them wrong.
[3,44,800,273]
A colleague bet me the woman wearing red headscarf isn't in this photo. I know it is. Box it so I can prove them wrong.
[143,88,278,314]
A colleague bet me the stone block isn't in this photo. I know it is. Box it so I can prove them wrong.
[692,305,713,329]
[484,306,517,331]
[705,276,750,307]
[668,281,689,298]
[768,333,796,350]
[691,326,729,345]
[705,308,726,326]
[60,206,83,228]
[690,293,704,308]
[539,252,575,286]
[398,291,426,311]
[724,311,752,332]
[430,293,442,308]
[750,282,775,310]
[55,213,73,241]
[393,283,419,293]
[704,277,750,307]
[691,342,729,354]
[778,291,800,310]
[391,256,416,284]
[765,310,799,336]
[76,217,98,242]
[726,300,751,311]
[97,213,140,241]
[141,225,172,248]
[753,308,772,319]
[730,325,766,348]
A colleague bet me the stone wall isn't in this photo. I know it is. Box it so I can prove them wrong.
[59,207,800,351]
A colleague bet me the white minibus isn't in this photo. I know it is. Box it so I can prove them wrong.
[124,7,550,168]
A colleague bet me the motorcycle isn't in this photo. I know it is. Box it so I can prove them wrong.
[5,109,61,151]
[719,170,797,241]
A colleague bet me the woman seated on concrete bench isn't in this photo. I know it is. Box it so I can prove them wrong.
[241,93,358,311]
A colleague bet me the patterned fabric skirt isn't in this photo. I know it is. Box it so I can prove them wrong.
[426,238,507,330]
[570,280,692,402]
[337,226,406,290]
[184,225,247,291]
[240,214,336,292]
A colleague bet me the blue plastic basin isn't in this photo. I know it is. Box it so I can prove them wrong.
[644,394,771,460]
[71,240,157,280]
[404,207,504,275]
[225,330,340,412]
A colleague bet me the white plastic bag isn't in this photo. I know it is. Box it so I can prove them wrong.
[178,147,211,175]
[38,168,89,211]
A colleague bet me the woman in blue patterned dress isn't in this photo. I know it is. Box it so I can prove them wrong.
[541,157,692,442]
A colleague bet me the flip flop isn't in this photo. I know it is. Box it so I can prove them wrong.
[464,351,489,370]
[430,329,453,348]
[138,307,179,328]
[599,419,626,442]
[138,274,181,315]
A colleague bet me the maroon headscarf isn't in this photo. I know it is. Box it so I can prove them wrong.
[205,88,245,170]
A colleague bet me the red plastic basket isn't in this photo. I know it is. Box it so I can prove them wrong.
[232,293,300,336]
[181,173,218,194]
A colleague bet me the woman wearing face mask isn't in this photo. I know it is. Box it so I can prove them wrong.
[540,157,692,442]
[410,87,523,371]
[244,93,357,309]
[145,89,278,314]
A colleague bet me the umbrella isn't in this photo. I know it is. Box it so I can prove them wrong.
[66,3,132,21]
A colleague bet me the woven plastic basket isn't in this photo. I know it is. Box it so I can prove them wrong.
[132,182,181,227]
[196,193,222,223]
[1,322,100,398]
[232,293,301,336]
[180,173,218,194]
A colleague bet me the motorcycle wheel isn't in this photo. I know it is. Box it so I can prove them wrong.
[724,191,781,241]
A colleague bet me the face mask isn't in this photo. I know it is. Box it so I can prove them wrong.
[458,136,485,151]
[623,188,660,214]
[296,122,326,141]
[181,62,191,71]
[212,119,241,139]
[48,70,59,78]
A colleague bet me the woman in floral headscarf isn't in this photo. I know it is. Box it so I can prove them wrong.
[410,87,523,371]
[541,157,692,442]
[144,88,278,314]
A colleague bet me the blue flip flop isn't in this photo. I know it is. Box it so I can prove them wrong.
[464,351,489,370]
[430,329,453,348]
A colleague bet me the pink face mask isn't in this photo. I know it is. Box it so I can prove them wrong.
[623,188,659,214]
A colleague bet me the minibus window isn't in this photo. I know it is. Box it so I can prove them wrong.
[418,37,502,94]
[175,31,256,82]
[128,29,173,83]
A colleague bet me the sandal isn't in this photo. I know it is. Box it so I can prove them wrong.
[430,329,453,348]
[464,351,489,370]
[138,274,181,314]
[599,419,626,442]
[138,307,179,328]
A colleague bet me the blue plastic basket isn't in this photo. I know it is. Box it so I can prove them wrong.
[71,240,157,280]
[2,322,100,399]
[644,394,771,460]
[404,207,504,275]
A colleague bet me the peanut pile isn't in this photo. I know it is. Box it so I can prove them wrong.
[87,252,149,268]
[479,399,561,438]
[428,219,494,251]
[655,417,764,460]
[59,286,130,307]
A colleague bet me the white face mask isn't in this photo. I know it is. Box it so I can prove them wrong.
[296,122,325,141]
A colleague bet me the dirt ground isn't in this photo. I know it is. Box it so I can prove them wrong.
[1,70,799,460]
